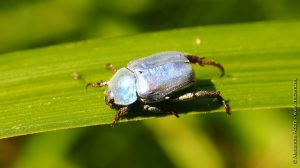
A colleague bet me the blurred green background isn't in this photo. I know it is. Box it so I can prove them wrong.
[1,0,300,54]
[0,0,299,167]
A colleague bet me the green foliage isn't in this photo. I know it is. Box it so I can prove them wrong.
[0,21,299,139]
[1,0,300,53]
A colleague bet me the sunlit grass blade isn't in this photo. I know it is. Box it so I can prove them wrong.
[0,21,300,139]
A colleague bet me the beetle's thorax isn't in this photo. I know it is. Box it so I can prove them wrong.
[107,68,138,106]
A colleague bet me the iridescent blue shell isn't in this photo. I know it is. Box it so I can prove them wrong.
[107,52,195,105]
[127,51,194,103]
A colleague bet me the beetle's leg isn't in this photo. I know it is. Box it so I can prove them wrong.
[85,80,108,90]
[112,106,129,127]
[169,90,231,115]
[143,105,179,118]
[185,54,225,77]
[106,63,117,73]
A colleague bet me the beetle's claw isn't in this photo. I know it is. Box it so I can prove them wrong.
[85,83,91,91]
[220,98,231,116]
[169,111,180,118]
[210,62,225,77]
[217,65,225,78]
[219,71,225,78]
[111,120,117,127]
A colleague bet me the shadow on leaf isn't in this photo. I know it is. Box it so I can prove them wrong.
[123,79,229,120]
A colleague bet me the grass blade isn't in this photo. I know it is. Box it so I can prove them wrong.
[0,21,299,138]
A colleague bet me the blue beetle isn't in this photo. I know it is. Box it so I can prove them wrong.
[87,51,230,126]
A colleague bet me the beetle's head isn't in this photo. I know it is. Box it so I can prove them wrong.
[107,68,137,106]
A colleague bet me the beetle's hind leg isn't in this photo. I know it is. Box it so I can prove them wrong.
[143,105,179,118]
[185,54,225,77]
[106,63,117,73]
[85,80,108,90]
[169,90,231,115]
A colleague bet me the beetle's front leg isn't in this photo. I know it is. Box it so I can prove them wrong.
[185,54,225,77]
[169,90,231,115]
[143,105,179,118]
[112,106,129,127]
[86,80,108,90]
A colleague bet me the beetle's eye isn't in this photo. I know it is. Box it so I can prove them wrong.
[104,90,114,106]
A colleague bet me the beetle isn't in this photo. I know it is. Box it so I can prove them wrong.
[86,51,230,126]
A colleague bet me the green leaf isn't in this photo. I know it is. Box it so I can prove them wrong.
[0,21,299,139]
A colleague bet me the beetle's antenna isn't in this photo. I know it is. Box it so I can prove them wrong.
[71,71,87,84]
[106,63,117,73]
[185,54,225,77]
[85,80,108,91]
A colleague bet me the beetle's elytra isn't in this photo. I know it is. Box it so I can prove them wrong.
[87,51,230,126]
